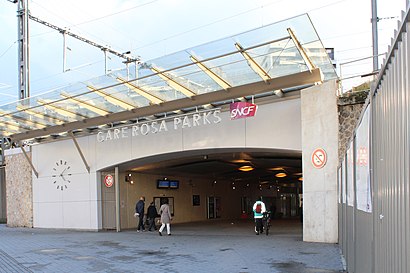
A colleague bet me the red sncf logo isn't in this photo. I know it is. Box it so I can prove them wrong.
[230,102,258,120]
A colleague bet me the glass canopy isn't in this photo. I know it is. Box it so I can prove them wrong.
[0,13,337,143]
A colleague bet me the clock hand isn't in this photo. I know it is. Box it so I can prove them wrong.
[61,167,68,175]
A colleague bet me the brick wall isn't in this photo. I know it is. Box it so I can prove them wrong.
[5,149,33,227]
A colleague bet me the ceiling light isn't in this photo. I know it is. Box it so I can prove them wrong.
[231,159,250,164]
[275,172,287,178]
[269,167,285,171]
[238,165,254,172]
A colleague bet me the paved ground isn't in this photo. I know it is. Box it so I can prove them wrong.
[0,219,345,273]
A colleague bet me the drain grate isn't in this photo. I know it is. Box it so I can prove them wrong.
[0,250,32,273]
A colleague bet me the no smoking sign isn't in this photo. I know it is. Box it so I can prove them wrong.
[104,174,114,188]
[311,148,327,169]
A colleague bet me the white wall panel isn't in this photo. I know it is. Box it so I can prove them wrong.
[61,173,94,202]
[34,177,63,203]
[94,130,133,170]
[35,202,64,228]
[130,122,184,159]
[32,138,90,176]
[88,173,99,201]
[183,111,246,149]
[62,201,91,229]
[89,200,100,230]
[246,99,301,150]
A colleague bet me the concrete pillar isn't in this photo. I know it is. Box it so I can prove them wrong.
[301,80,339,243]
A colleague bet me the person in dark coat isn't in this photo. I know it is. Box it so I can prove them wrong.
[147,202,159,231]
[135,196,145,232]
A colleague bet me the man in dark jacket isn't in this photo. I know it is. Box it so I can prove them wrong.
[147,202,159,231]
[135,196,145,232]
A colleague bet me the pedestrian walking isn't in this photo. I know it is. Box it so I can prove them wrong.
[135,196,145,232]
[158,198,172,236]
[147,201,159,231]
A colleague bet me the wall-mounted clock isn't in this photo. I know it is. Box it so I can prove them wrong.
[52,159,72,191]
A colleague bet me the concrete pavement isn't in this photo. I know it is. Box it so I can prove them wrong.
[0,219,345,273]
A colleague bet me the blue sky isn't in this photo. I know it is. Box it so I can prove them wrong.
[0,0,407,105]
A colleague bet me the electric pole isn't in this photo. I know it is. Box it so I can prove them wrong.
[371,0,378,71]
[17,0,30,100]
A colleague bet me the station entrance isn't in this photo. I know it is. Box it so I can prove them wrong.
[99,148,303,230]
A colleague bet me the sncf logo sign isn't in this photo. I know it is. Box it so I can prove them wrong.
[230,102,258,120]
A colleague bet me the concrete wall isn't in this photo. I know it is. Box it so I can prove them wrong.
[301,80,339,243]
[25,99,302,230]
[4,148,33,227]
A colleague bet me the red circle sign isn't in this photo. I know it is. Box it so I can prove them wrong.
[311,148,327,169]
[104,174,114,188]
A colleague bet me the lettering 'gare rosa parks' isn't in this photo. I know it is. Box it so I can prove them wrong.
[97,109,222,142]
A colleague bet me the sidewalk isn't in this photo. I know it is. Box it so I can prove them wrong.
[0,219,345,273]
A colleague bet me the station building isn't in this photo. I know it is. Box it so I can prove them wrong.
[1,14,340,243]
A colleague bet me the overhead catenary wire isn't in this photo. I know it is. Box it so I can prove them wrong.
[0,40,17,60]
[29,0,152,51]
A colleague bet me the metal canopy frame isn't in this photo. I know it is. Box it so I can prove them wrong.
[0,14,337,144]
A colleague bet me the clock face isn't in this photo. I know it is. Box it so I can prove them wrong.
[52,159,72,191]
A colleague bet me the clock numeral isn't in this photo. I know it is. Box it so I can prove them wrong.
[60,160,63,165]
[53,168,56,171]
[64,161,67,165]
[52,175,56,177]
[53,181,56,184]
[65,185,68,189]
[57,185,59,189]
[61,187,63,191]
[67,180,71,183]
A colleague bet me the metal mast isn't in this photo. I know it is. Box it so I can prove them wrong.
[371,0,378,71]
[17,0,30,100]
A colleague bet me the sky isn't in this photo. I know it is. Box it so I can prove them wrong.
[0,0,408,105]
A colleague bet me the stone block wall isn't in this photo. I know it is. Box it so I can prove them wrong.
[0,168,6,222]
[5,148,33,227]
[338,90,369,161]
